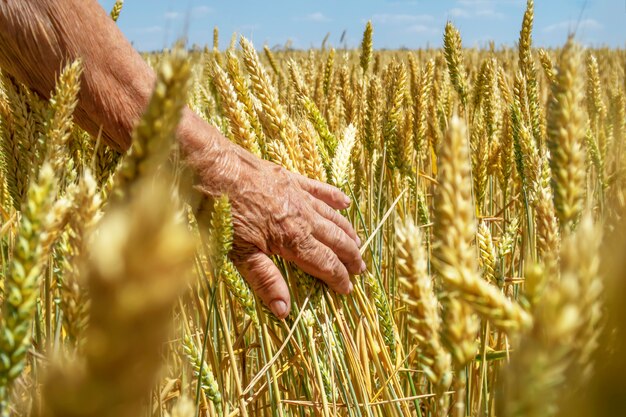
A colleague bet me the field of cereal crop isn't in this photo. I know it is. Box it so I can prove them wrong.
[0,0,625,416]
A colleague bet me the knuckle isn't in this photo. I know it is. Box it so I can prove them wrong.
[326,256,344,278]
[230,242,259,265]
[332,260,346,278]
[319,204,335,221]
[305,178,319,191]
[326,208,340,223]
[271,207,312,251]
[322,204,353,235]
[325,182,340,194]
[315,253,336,277]
[340,217,355,234]
[318,261,333,276]
[271,163,287,176]
[247,263,279,293]
[331,210,345,223]
[291,234,320,255]
[348,241,361,262]
[285,225,310,252]
[332,228,348,251]
[252,274,279,295]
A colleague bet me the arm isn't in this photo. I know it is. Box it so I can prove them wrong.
[0,0,150,151]
[0,0,364,318]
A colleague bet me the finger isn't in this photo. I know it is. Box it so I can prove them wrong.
[312,215,364,275]
[233,250,291,319]
[280,234,353,295]
[309,196,361,246]
[293,174,351,210]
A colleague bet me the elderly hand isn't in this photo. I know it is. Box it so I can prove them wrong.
[182,113,364,318]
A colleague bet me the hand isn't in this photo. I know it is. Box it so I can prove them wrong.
[183,116,364,319]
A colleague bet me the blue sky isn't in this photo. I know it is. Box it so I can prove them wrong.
[98,0,624,51]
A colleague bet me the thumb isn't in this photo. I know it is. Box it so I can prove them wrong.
[234,250,291,319]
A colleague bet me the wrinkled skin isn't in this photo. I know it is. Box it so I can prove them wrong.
[181,112,364,317]
[0,0,364,318]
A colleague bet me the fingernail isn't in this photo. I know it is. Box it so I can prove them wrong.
[360,260,367,273]
[348,281,354,292]
[343,195,351,206]
[356,235,362,247]
[270,300,288,318]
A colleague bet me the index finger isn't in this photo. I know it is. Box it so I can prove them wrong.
[292,173,351,210]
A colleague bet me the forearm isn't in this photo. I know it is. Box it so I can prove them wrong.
[0,0,227,159]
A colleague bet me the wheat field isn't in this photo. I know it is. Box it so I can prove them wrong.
[0,0,625,416]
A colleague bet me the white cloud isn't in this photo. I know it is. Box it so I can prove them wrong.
[192,5,212,16]
[543,18,603,33]
[476,9,505,18]
[370,13,434,24]
[406,24,437,34]
[302,12,331,22]
[449,8,471,18]
[164,11,180,20]
[449,0,510,20]
[457,0,523,5]
[449,6,504,19]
